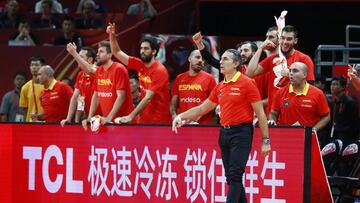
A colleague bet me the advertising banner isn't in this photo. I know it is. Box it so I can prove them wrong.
[2,124,306,203]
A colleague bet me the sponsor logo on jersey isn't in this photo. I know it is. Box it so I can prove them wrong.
[98,92,113,97]
[139,73,152,84]
[180,97,201,103]
[179,84,203,91]
[97,78,112,86]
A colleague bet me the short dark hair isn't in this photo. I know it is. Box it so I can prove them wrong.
[15,71,27,81]
[282,25,298,38]
[63,15,74,23]
[332,76,347,87]
[224,49,242,71]
[129,72,138,81]
[267,26,277,32]
[81,46,96,61]
[140,36,160,57]
[236,41,258,53]
[30,55,45,65]
[41,0,53,7]
[98,40,111,53]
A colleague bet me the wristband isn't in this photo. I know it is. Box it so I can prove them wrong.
[262,138,270,145]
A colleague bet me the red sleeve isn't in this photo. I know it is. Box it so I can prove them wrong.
[62,83,74,102]
[171,76,180,96]
[208,84,220,104]
[74,72,82,89]
[148,68,168,93]
[317,90,330,116]
[114,65,128,90]
[93,69,99,92]
[259,55,274,73]
[302,55,315,81]
[207,76,217,95]
[271,88,282,112]
[245,79,261,104]
[127,56,143,71]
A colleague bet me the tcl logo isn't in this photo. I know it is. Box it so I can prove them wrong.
[180,97,201,103]
[23,145,83,194]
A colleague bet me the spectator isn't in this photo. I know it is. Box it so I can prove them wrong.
[75,0,104,29]
[31,65,73,122]
[19,56,45,122]
[247,25,315,113]
[0,71,27,122]
[81,41,134,127]
[329,76,359,147]
[129,73,140,106]
[9,20,37,46]
[34,0,63,14]
[170,49,216,124]
[268,62,330,133]
[0,0,26,14]
[0,0,22,28]
[32,0,61,29]
[108,23,172,124]
[61,44,98,126]
[54,16,84,46]
[127,0,157,19]
[76,0,106,14]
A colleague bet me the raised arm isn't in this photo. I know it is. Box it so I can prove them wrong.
[66,43,96,74]
[107,23,130,66]
[348,65,360,91]
[193,32,220,69]
[247,40,275,78]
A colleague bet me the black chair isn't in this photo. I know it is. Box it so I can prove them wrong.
[322,139,344,176]
[328,140,360,203]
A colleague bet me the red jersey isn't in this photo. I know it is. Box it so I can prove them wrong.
[271,83,330,127]
[128,57,171,124]
[94,62,134,119]
[172,70,216,124]
[242,64,267,99]
[40,80,73,122]
[260,49,315,113]
[74,70,96,114]
[208,72,261,126]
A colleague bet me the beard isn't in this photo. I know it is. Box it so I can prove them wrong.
[141,54,152,63]
[191,65,202,73]
[241,56,250,65]
[281,46,293,56]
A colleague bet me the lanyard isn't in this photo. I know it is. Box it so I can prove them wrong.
[31,80,39,114]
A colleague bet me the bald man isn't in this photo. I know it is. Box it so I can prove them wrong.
[268,62,330,132]
[31,65,73,122]
[170,50,217,124]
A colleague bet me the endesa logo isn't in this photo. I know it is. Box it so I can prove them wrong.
[180,97,201,103]
[98,92,113,97]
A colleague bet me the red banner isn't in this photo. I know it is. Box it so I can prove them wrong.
[1,124,306,202]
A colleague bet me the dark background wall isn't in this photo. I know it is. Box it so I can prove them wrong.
[199,2,360,57]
